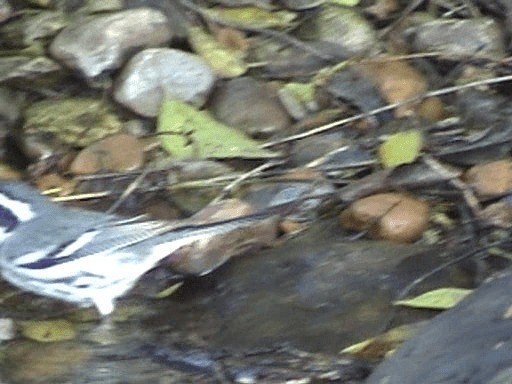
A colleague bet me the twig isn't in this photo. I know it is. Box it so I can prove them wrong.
[210,160,284,204]
[107,168,150,214]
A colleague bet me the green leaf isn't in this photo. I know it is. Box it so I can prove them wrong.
[188,25,247,78]
[394,287,472,310]
[378,129,422,168]
[19,319,76,342]
[157,98,279,159]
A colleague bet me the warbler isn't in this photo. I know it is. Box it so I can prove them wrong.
[0,181,277,315]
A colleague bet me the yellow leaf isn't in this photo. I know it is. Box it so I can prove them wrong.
[19,319,76,342]
[342,321,426,359]
[394,287,472,310]
[328,0,360,6]
[154,281,184,299]
[188,25,247,78]
[204,6,296,29]
[378,129,422,168]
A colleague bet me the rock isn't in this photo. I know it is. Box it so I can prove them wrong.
[69,133,145,174]
[367,268,512,384]
[339,193,430,243]
[49,8,172,79]
[113,48,216,117]
[156,220,473,353]
[464,159,512,198]
[405,17,505,58]
[300,5,379,57]
[209,77,291,138]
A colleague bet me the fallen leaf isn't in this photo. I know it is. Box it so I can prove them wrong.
[379,129,422,168]
[394,287,472,310]
[157,97,278,159]
[19,319,76,342]
[204,6,296,29]
[188,25,248,78]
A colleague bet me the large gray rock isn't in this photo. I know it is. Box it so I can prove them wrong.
[50,8,172,78]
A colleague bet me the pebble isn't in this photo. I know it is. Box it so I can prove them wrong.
[464,159,512,198]
[69,133,145,174]
[209,77,291,138]
[340,192,430,243]
[113,48,216,117]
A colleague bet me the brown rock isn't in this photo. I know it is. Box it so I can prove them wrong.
[340,192,429,242]
[69,133,144,175]
[464,159,512,198]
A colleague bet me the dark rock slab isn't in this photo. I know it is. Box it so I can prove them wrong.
[367,268,512,384]
[146,220,475,354]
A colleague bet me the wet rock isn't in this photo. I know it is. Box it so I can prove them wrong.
[49,8,172,79]
[209,77,291,138]
[4,341,92,383]
[367,268,512,384]
[339,193,430,243]
[405,17,505,58]
[114,48,216,117]
[69,133,145,174]
[148,221,473,354]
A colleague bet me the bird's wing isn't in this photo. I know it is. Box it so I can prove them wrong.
[15,210,277,271]
[14,218,177,270]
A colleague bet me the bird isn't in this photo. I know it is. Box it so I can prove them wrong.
[0,181,278,316]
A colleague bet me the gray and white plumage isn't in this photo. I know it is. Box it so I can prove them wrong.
[0,181,275,315]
